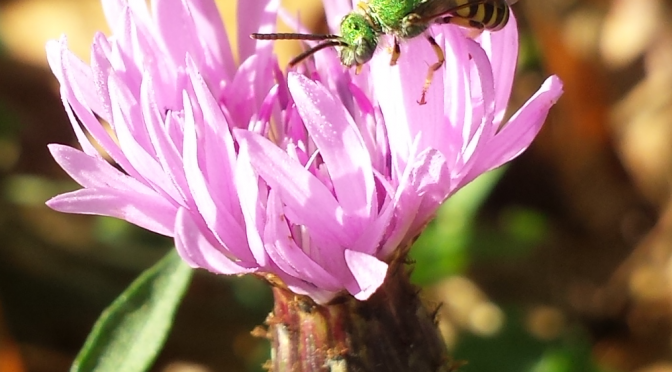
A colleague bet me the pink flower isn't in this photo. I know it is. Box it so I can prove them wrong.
[46,0,563,304]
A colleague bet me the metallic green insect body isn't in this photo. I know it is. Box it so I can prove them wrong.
[367,0,427,38]
[252,0,513,104]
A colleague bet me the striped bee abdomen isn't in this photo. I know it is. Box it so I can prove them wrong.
[452,0,510,31]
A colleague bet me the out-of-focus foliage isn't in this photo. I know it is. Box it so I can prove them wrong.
[456,308,610,372]
[411,168,505,285]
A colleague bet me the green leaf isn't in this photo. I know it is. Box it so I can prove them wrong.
[71,249,193,372]
[410,168,505,284]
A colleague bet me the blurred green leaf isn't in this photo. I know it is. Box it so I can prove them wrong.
[455,308,545,372]
[442,168,507,220]
[94,216,172,251]
[455,308,614,372]
[0,100,21,137]
[3,175,68,206]
[230,275,273,312]
[470,206,549,261]
[71,249,193,372]
[500,207,548,247]
[531,334,617,372]
[518,32,543,72]
[0,100,21,171]
[411,168,505,285]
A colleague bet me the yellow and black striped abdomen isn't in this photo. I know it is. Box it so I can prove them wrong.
[413,0,512,31]
[452,0,510,31]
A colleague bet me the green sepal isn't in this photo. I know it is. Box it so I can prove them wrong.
[70,249,193,372]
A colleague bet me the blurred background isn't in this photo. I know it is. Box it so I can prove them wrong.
[1,0,671,371]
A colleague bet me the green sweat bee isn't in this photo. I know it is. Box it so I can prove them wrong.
[252,0,513,105]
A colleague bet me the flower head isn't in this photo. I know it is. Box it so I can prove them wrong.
[46,0,562,303]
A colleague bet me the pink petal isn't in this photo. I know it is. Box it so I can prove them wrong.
[100,0,127,29]
[182,89,255,262]
[188,0,236,81]
[344,249,388,300]
[272,267,337,304]
[47,144,177,235]
[370,31,455,174]
[222,52,274,127]
[462,75,564,186]
[141,75,191,196]
[174,208,257,274]
[90,33,114,122]
[154,0,195,65]
[47,39,106,118]
[101,0,151,36]
[49,144,146,191]
[380,148,425,256]
[186,59,239,214]
[288,73,375,225]
[236,130,349,247]
[383,147,451,255]
[263,190,341,290]
[110,7,144,95]
[47,38,114,155]
[349,195,395,256]
[321,0,354,33]
[439,27,472,149]
[237,0,279,62]
[406,149,451,235]
[108,74,186,204]
[49,37,144,178]
[234,148,270,266]
[48,188,176,236]
[455,39,497,165]
[478,12,519,124]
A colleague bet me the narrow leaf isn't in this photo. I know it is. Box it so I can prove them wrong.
[71,249,193,372]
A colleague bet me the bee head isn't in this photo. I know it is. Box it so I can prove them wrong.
[338,13,378,67]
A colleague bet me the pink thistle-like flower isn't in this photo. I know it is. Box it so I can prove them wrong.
[46,0,563,304]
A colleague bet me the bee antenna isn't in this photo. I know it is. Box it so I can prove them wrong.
[288,40,348,67]
[250,33,341,41]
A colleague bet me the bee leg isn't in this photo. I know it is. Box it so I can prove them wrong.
[418,35,445,105]
[390,37,401,66]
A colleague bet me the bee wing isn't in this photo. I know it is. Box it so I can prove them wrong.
[413,0,491,23]
[413,0,516,23]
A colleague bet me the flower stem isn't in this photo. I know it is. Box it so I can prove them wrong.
[265,265,453,372]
